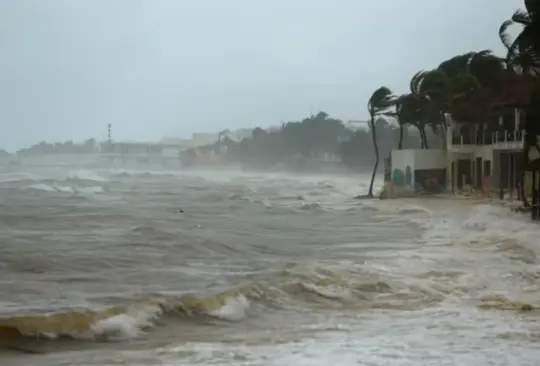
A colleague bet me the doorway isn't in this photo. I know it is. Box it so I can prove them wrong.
[475,157,482,188]
[457,159,472,189]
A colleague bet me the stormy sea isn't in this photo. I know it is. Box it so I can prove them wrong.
[1,155,539,365]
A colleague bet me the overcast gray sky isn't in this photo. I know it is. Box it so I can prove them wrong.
[0,0,522,151]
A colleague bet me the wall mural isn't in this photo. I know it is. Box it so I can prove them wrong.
[392,166,412,187]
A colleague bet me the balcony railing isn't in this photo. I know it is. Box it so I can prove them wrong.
[450,129,524,147]
[493,130,523,143]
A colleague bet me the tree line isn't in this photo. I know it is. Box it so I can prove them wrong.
[181,112,441,172]
[16,139,98,156]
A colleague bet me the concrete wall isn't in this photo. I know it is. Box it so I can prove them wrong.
[413,149,446,170]
[392,149,448,191]
[391,149,416,188]
[473,146,493,161]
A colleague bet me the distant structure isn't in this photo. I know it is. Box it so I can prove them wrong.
[107,124,112,145]
[346,120,369,131]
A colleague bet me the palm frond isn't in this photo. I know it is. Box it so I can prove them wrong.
[409,71,426,95]
[418,69,452,99]
[367,86,394,115]
[499,20,515,50]
[438,53,479,79]
[512,9,532,25]
[453,72,481,92]
[507,25,540,74]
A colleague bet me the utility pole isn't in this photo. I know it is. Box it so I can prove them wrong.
[107,124,112,153]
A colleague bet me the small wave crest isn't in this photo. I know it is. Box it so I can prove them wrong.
[477,294,536,312]
[26,183,105,195]
[67,170,106,183]
[298,202,324,212]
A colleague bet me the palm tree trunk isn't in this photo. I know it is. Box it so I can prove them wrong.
[368,114,378,197]
[440,119,447,149]
[418,127,427,149]
[520,168,529,207]
[421,127,429,149]
[398,124,403,149]
[520,135,530,207]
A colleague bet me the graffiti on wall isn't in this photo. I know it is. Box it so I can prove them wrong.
[392,166,412,187]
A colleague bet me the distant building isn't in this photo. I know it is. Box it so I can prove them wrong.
[159,138,194,149]
[191,133,219,146]
[227,128,253,142]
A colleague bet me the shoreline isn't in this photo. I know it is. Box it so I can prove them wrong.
[378,182,529,211]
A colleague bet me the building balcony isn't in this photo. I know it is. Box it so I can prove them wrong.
[449,129,524,151]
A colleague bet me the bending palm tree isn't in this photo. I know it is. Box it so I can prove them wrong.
[499,1,540,206]
[391,93,422,149]
[366,87,394,197]
[500,1,540,75]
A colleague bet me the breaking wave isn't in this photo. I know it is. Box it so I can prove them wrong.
[26,183,105,195]
[0,169,108,197]
[0,268,447,344]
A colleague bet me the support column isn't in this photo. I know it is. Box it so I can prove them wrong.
[469,159,473,187]
[509,154,515,200]
[446,151,453,192]
[532,169,538,220]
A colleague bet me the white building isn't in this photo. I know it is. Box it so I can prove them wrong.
[389,112,527,195]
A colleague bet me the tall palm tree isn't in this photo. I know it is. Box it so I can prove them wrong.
[499,1,540,75]
[406,72,432,148]
[413,64,484,148]
[366,87,394,197]
[389,93,422,149]
[409,70,453,148]
[499,1,540,206]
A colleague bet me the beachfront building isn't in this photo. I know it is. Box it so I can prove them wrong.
[446,111,522,194]
[389,110,527,196]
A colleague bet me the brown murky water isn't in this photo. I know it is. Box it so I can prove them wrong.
[1,156,539,365]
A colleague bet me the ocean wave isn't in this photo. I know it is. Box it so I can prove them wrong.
[477,294,536,312]
[0,267,449,344]
[496,240,537,264]
[25,183,105,195]
[67,170,107,183]
[297,202,324,212]
[108,170,177,179]
[0,169,107,185]
[0,292,251,342]
[0,169,109,198]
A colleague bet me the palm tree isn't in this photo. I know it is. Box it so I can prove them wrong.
[499,2,540,75]
[413,62,486,149]
[408,70,451,148]
[389,93,421,149]
[498,2,540,207]
[366,87,394,197]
